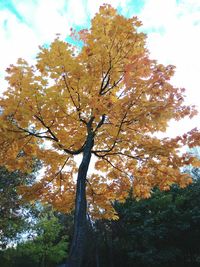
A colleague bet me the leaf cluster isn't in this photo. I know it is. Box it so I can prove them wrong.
[0,4,199,219]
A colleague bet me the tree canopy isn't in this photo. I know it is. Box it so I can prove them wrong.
[91,178,200,267]
[0,207,69,267]
[0,165,39,248]
[0,5,200,266]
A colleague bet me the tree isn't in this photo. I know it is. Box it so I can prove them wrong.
[91,180,200,267]
[0,165,39,248]
[0,209,69,267]
[183,147,200,180]
[0,167,24,248]
[17,211,68,267]
[0,4,199,267]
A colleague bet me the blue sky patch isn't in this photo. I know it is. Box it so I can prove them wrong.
[117,0,145,17]
[0,0,24,22]
[65,26,85,49]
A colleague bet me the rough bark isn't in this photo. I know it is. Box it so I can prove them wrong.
[67,129,94,267]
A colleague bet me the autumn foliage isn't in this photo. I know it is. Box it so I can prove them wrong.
[0,4,199,220]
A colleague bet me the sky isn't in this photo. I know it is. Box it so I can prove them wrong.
[0,0,200,137]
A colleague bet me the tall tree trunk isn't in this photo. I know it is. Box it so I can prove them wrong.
[67,131,94,267]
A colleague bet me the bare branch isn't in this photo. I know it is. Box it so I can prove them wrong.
[39,157,70,191]
[13,124,86,155]
[99,53,112,95]
[62,142,86,155]
[93,150,143,161]
[34,115,59,141]
[100,156,132,178]
[63,74,79,110]
[93,104,130,154]
[94,114,106,133]
[100,76,123,95]
[15,125,55,141]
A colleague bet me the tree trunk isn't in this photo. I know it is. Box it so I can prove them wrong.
[95,246,100,267]
[67,131,94,267]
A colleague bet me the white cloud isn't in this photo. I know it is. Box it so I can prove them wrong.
[137,0,200,135]
[0,0,71,90]
[66,0,88,26]
[13,0,70,40]
[0,0,134,77]
[0,9,38,72]
[140,0,200,97]
[86,0,132,17]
